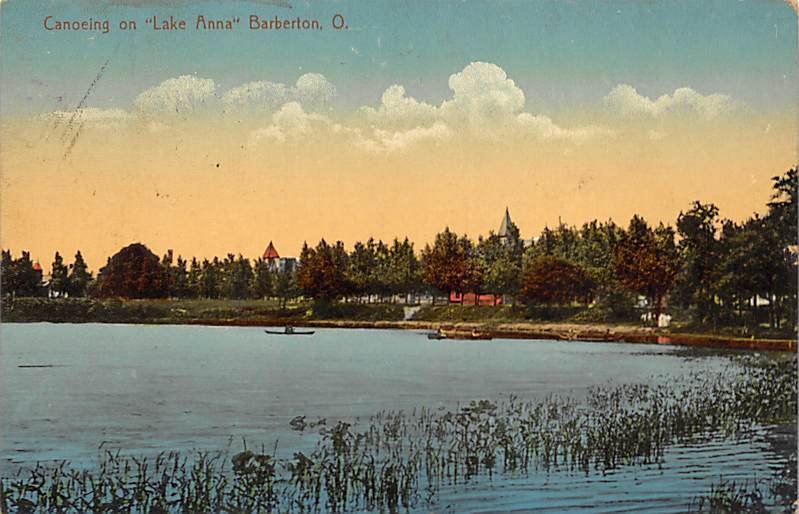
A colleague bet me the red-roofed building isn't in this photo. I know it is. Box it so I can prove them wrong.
[263,241,296,273]
[263,241,280,261]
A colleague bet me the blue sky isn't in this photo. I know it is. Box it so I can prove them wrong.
[1,0,796,116]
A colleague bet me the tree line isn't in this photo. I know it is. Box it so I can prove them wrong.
[2,169,795,330]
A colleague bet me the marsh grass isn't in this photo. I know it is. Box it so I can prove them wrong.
[2,357,795,513]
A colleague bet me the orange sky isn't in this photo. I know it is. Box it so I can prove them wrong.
[1,106,795,271]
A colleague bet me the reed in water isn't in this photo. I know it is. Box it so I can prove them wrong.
[2,356,795,513]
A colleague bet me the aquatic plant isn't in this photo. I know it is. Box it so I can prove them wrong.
[1,357,795,513]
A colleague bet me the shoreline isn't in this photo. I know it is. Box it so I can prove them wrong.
[172,318,794,352]
[4,298,794,352]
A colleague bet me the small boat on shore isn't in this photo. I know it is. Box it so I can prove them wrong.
[264,327,315,336]
[428,329,492,341]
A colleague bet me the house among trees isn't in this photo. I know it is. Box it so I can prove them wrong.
[263,241,297,273]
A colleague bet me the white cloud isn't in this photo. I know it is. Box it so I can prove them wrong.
[222,73,335,112]
[364,122,452,153]
[603,84,735,120]
[440,61,525,130]
[359,85,438,130]
[222,81,289,110]
[516,113,615,142]
[294,73,336,106]
[358,62,611,144]
[134,75,216,115]
[248,101,336,145]
[249,100,449,153]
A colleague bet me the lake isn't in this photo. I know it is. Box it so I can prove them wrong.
[0,323,794,512]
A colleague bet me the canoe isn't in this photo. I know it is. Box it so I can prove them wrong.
[264,329,315,335]
[433,330,493,341]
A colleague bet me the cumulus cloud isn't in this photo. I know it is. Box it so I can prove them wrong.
[603,84,735,120]
[248,100,449,153]
[359,85,438,130]
[440,61,526,130]
[358,62,612,144]
[248,102,340,145]
[223,73,335,112]
[135,75,216,115]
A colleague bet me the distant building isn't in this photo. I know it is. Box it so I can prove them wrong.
[498,207,534,247]
[449,291,503,305]
[263,241,297,273]
[498,207,513,241]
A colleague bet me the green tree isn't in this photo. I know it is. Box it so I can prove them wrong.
[477,233,522,303]
[186,257,202,298]
[66,251,92,297]
[200,258,220,299]
[252,258,273,299]
[171,256,189,298]
[675,202,720,325]
[50,251,69,298]
[1,250,13,296]
[273,268,297,309]
[349,239,378,301]
[613,216,679,324]
[386,238,422,300]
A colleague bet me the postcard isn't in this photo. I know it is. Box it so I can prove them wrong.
[1,0,797,512]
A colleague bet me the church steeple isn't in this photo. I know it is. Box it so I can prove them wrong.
[498,207,513,238]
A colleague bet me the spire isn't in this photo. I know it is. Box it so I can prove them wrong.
[498,207,512,238]
[263,241,280,260]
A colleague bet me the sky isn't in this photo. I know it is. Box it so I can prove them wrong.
[0,0,797,270]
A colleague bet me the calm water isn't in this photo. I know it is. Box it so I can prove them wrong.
[0,323,794,512]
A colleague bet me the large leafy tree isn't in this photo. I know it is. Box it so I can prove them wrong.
[384,238,422,300]
[477,233,521,302]
[675,202,720,324]
[613,216,679,324]
[94,243,169,298]
[349,239,379,300]
[296,239,351,301]
[421,228,482,301]
[521,255,593,306]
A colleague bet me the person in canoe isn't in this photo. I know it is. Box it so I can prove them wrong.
[264,326,315,335]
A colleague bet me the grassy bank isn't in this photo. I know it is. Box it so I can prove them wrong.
[0,297,405,324]
[2,297,795,351]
